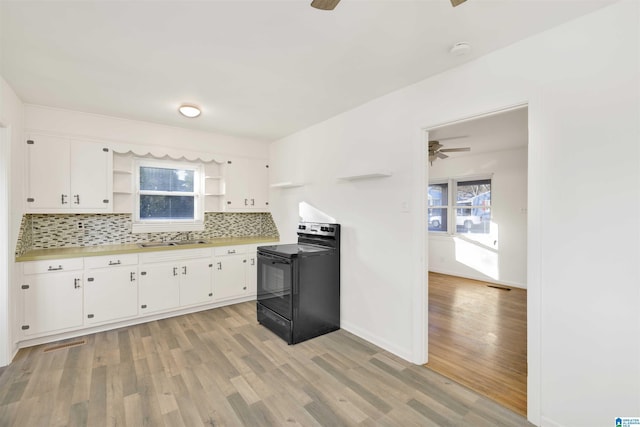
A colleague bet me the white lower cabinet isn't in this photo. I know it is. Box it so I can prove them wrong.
[22,259,84,336]
[139,262,181,314]
[213,246,249,301]
[246,247,258,297]
[85,255,138,325]
[139,248,213,315]
[180,258,214,307]
[19,244,266,343]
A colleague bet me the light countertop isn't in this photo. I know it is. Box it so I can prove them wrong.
[16,236,280,262]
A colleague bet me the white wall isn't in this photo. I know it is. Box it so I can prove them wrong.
[428,147,527,288]
[0,75,25,365]
[24,105,269,159]
[269,2,639,426]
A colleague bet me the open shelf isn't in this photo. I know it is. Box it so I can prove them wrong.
[270,182,304,189]
[337,171,392,181]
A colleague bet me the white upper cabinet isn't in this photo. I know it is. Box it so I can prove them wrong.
[26,134,112,212]
[222,157,269,212]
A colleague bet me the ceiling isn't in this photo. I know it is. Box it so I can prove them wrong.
[0,1,615,142]
[428,106,528,159]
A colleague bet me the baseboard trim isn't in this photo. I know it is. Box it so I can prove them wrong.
[428,268,527,289]
[540,416,566,427]
[341,319,414,363]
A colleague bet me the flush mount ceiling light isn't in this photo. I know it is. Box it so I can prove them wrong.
[178,104,201,118]
[450,42,472,56]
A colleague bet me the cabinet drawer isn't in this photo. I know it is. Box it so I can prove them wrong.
[85,254,138,269]
[140,248,213,264]
[214,246,247,257]
[23,258,84,275]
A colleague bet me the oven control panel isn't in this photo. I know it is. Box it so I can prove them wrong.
[298,222,338,237]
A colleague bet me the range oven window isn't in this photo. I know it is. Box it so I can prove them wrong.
[257,252,293,319]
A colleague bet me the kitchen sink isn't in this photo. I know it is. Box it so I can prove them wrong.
[138,242,177,248]
[138,239,208,248]
[171,239,209,245]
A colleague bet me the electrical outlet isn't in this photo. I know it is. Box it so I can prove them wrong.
[77,222,83,229]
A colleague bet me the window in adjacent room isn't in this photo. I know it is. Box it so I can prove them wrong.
[132,159,205,233]
[454,178,491,234]
[428,182,448,232]
[428,177,491,235]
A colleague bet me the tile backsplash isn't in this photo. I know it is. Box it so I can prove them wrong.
[15,212,279,256]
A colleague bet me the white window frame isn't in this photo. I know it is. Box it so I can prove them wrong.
[428,174,492,235]
[132,158,205,233]
[428,179,449,233]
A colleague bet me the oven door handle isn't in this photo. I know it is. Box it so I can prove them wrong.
[258,253,292,265]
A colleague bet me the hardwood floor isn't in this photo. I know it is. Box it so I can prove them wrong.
[426,272,527,416]
[0,301,532,426]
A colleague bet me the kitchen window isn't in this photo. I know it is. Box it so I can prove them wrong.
[428,177,492,235]
[132,159,205,233]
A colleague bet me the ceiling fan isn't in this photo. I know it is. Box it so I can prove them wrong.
[428,138,470,165]
[311,0,468,11]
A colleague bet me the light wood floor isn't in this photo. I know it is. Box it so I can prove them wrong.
[426,272,527,416]
[0,302,532,426]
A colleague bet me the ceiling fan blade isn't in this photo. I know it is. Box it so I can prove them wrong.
[428,141,443,150]
[440,147,471,153]
[450,0,468,7]
[436,152,449,159]
[311,0,340,10]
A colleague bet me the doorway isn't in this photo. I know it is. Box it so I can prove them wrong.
[423,106,529,415]
[0,126,10,368]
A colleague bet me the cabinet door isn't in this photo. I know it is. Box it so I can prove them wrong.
[247,158,269,211]
[222,158,249,210]
[139,263,180,314]
[70,141,111,210]
[26,134,70,210]
[246,251,257,298]
[179,258,213,307]
[23,272,83,335]
[85,267,138,324]
[213,254,247,301]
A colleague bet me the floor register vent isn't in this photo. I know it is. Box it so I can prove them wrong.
[43,340,86,353]
[487,284,511,291]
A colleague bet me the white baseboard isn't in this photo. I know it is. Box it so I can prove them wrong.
[540,416,566,427]
[428,267,527,289]
[341,319,414,363]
